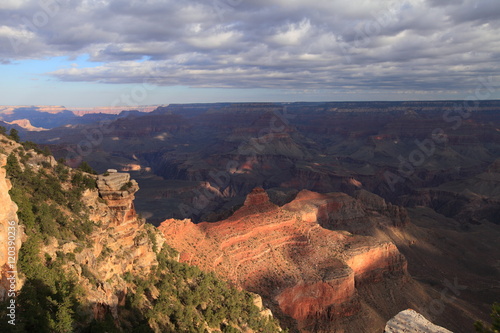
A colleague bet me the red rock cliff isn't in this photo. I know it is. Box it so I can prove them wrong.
[158,188,408,327]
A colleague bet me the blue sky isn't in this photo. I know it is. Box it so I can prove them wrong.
[1,0,499,107]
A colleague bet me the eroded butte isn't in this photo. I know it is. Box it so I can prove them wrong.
[158,188,408,328]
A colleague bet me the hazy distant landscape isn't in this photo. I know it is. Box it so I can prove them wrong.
[0,101,498,332]
[8,101,500,226]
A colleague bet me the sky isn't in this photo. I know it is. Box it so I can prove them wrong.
[0,0,499,108]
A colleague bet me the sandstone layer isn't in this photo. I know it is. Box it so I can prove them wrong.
[158,188,408,326]
[385,309,453,333]
[0,154,24,300]
[40,169,165,321]
[0,136,281,330]
[96,170,140,226]
[78,170,163,316]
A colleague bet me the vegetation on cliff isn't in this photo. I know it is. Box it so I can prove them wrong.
[0,145,95,332]
[0,135,282,332]
[122,246,282,333]
[475,303,500,333]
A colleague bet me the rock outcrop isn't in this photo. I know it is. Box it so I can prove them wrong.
[0,139,282,331]
[385,309,453,333]
[6,119,48,131]
[354,189,410,227]
[0,154,24,300]
[96,169,140,226]
[158,188,407,327]
[39,169,166,321]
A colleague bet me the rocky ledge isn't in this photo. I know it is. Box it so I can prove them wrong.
[385,309,453,333]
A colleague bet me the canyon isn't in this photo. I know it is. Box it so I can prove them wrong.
[0,137,163,321]
[158,188,408,332]
[8,101,500,332]
[22,101,500,226]
[0,134,283,332]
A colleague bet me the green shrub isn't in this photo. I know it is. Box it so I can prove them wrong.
[98,246,113,262]
[42,146,51,156]
[66,252,76,262]
[5,153,22,178]
[72,171,97,191]
[55,163,70,182]
[475,302,500,333]
[123,246,283,332]
[123,272,134,283]
[120,181,133,191]
[22,141,44,154]
[78,161,97,174]
[81,265,98,286]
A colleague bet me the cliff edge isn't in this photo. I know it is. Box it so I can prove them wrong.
[385,309,453,333]
[0,154,24,300]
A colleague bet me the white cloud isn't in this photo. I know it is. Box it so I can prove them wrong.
[269,19,311,46]
[186,29,242,49]
[0,0,30,10]
[0,0,498,97]
[0,25,33,39]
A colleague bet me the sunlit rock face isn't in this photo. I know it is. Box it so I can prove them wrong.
[275,264,360,321]
[158,188,408,327]
[67,170,165,320]
[385,309,453,333]
[96,170,140,226]
[0,154,24,300]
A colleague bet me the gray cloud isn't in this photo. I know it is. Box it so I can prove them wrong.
[1,0,499,96]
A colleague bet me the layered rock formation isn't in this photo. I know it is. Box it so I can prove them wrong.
[38,168,165,320]
[28,101,500,227]
[0,154,24,300]
[18,101,500,331]
[68,170,164,316]
[6,119,48,131]
[158,188,408,328]
[385,309,453,333]
[0,138,283,331]
[353,189,410,227]
[96,169,140,226]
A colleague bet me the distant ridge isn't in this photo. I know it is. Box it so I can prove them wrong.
[6,119,48,131]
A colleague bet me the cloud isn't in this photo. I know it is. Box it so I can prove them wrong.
[269,19,312,46]
[1,0,499,96]
[426,0,464,8]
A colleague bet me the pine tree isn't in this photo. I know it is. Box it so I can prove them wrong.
[5,153,22,178]
[9,128,20,142]
[78,161,97,174]
[475,303,500,333]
